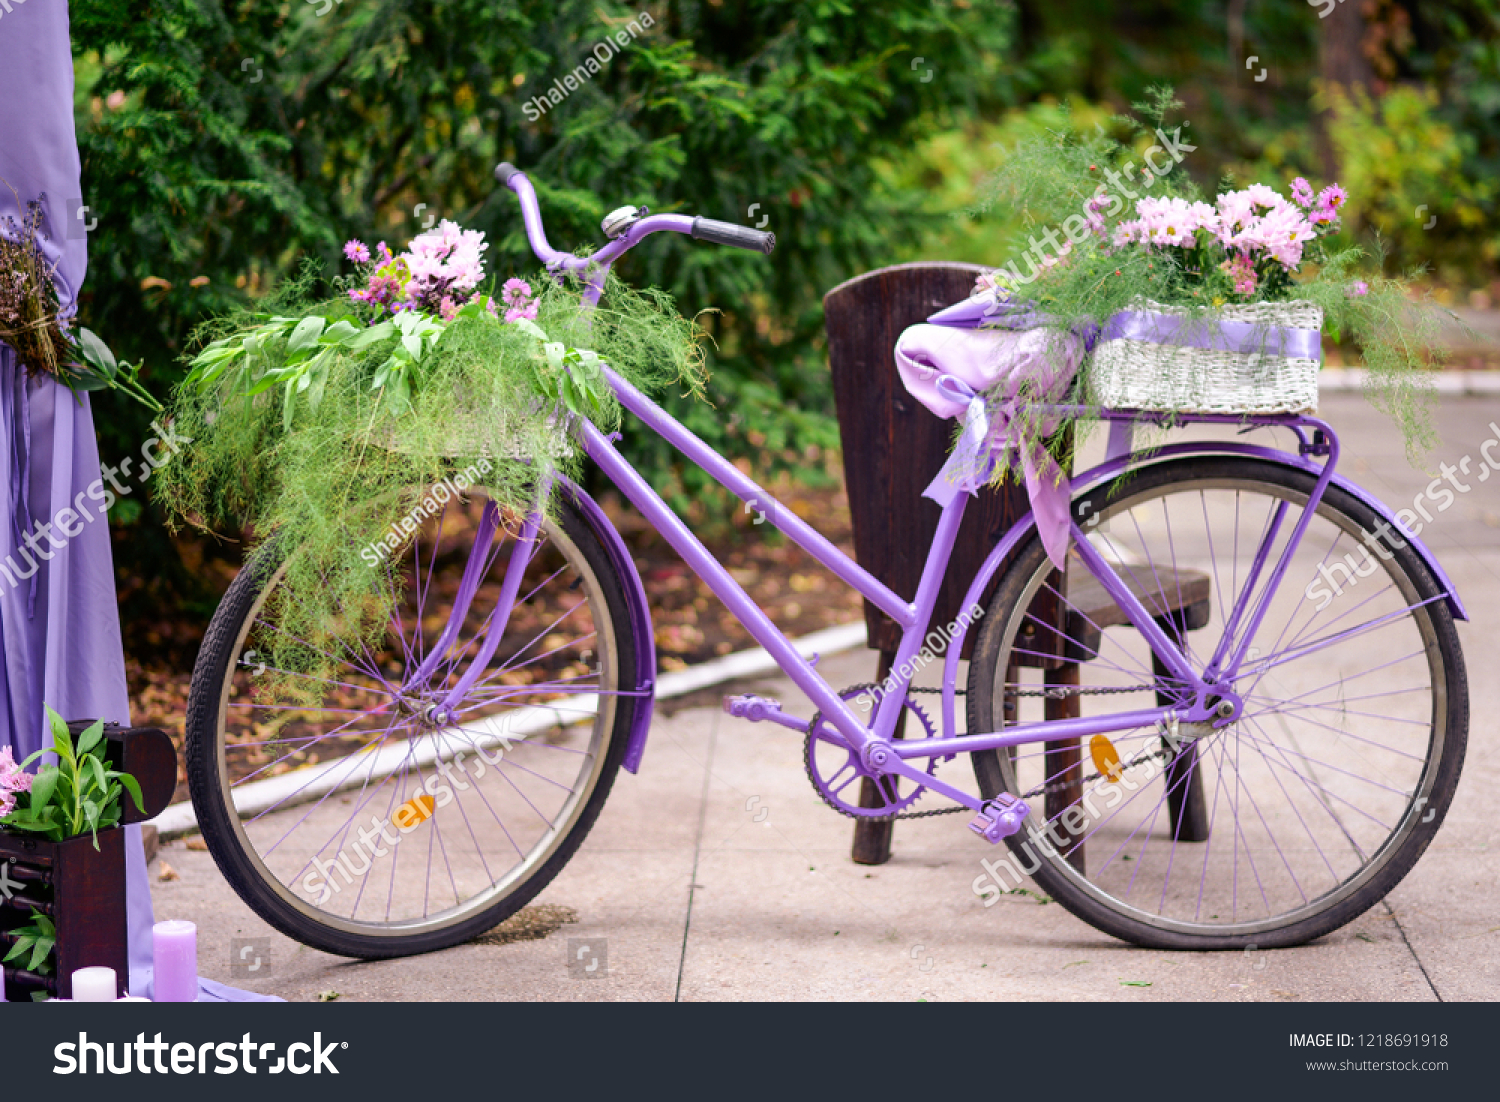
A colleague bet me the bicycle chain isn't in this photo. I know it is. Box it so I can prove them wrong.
[807,683,1175,821]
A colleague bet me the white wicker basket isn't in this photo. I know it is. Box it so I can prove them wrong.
[1088,299,1322,415]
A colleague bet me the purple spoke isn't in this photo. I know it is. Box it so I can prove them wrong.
[227,703,373,715]
[1248,696,1431,738]
[271,723,407,865]
[1243,650,1427,717]
[1238,721,1391,839]
[1244,599,1441,680]
[1247,704,1427,777]
[1235,719,1348,884]
[431,525,536,681]
[231,710,408,789]
[458,625,597,698]
[1208,728,1276,916]
[1199,490,1232,627]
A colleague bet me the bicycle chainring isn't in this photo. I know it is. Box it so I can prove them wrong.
[803,685,941,820]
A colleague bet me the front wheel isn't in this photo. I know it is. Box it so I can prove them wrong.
[185,484,644,959]
[967,455,1468,949]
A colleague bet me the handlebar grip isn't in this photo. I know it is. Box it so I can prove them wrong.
[495,162,524,187]
[690,216,775,255]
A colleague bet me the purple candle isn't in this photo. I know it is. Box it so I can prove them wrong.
[152,920,198,1002]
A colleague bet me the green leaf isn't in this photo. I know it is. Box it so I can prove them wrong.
[75,719,105,758]
[512,319,549,343]
[114,772,146,817]
[28,938,51,973]
[285,316,327,355]
[4,939,30,964]
[76,328,118,376]
[344,321,396,350]
[321,319,361,344]
[46,706,74,765]
[86,753,109,795]
[29,765,59,812]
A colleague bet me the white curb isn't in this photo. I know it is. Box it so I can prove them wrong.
[1319,369,1500,395]
[147,620,869,839]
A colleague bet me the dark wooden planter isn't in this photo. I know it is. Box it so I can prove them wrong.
[0,723,175,1000]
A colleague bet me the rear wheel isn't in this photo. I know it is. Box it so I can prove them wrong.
[186,485,642,959]
[967,456,1467,949]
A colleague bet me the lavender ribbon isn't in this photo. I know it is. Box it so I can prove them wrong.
[926,294,1322,359]
[1099,309,1322,359]
[923,376,996,503]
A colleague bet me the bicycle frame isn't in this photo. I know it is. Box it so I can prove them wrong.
[464,168,1467,818]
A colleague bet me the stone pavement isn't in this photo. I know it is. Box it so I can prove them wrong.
[149,393,1499,1001]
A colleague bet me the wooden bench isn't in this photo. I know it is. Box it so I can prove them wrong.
[823,263,1210,866]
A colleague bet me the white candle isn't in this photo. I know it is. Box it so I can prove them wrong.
[72,966,117,1001]
[117,995,151,1002]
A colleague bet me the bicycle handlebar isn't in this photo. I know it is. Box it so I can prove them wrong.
[690,216,775,255]
[494,162,775,270]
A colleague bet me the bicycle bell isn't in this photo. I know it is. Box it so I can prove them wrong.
[601,205,647,239]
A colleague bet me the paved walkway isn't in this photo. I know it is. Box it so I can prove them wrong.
[151,393,1499,1001]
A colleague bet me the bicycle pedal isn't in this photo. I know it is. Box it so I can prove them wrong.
[722,694,781,723]
[968,793,1030,844]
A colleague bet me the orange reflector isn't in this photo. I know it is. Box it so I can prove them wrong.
[394,794,436,830]
[1090,735,1124,783]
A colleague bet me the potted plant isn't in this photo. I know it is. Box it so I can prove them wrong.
[0,708,173,1000]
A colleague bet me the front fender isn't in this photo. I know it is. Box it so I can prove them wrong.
[560,479,656,774]
[936,441,1467,740]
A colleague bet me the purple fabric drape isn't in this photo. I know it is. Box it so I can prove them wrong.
[0,0,275,1001]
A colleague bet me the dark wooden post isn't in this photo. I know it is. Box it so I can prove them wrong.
[824,263,1036,865]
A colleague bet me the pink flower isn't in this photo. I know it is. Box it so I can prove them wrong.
[1318,184,1349,214]
[504,300,539,324]
[0,745,31,795]
[343,240,371,265]
[1245,183,1285,210]
[1221,253,1258,296]
[501,278,533,308]
[1347,280,1369,297]
[439,296,459,321]
[0,790,13,817]
[1290,177,1315,208]
[1245,204,1315,269]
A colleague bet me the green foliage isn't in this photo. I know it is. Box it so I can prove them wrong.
[158,267,703,689]
[3,912,56,976]
[0,708,145,849]
[71,0,1015,575]
[1322,84,1497,277]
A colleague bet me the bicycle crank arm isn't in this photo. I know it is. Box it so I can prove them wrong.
[722,693,811,733]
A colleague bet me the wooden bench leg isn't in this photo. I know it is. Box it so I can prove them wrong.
[1153,649,1210,842]
[851,649,907,865]
[1044,663,1086,873]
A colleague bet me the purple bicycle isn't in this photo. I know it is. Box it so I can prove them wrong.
[184,165,1468,958]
